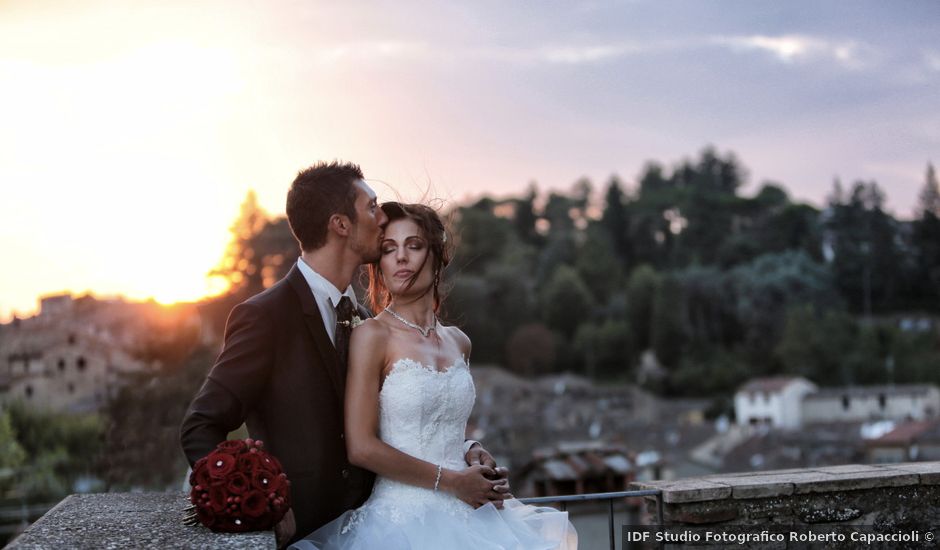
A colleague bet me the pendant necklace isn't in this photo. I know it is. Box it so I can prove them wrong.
[384,307,437,337]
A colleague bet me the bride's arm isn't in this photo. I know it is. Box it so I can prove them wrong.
[344,320,500,508]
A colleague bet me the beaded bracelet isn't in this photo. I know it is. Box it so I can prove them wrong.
[433,464,443,491]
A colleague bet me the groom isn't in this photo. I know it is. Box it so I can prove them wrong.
[180,161,507,546]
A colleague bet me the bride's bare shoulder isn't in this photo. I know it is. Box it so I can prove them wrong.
[439,324,471,358]
[351,317,390,344]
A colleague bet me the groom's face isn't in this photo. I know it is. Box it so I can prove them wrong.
[348,179,387,263]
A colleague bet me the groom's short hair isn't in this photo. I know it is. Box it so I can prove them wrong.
[287,161,363,251]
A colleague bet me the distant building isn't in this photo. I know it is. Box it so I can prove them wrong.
[1,325,147,413]
[802,385,940,425]
[734,377,817,429]
[517,442,635,497]
[866,419,940,463]
[0,293,192,413]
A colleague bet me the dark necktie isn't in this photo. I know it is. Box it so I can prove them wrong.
[335,296,354,373]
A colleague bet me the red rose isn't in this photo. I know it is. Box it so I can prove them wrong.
[264,472,286,493]
[250,469,278,492]
[207,485,227,513]
[207,451,236,478]
[237,452,263,473]
[226,472,250,495]
[192,464,213,489]
[260,452,283,472]
[240,490,268,518]
[190,456,208,486]
[197,506,218,529]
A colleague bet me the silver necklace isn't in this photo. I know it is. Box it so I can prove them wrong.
[384,307,437,337]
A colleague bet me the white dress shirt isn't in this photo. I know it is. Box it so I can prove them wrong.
[295,257,359,346]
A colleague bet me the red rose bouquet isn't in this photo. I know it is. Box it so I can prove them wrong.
[185,438,291,532]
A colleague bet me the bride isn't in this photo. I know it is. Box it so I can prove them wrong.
[290,202,576,549]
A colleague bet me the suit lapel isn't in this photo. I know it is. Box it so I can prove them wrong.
[286,265,346,401]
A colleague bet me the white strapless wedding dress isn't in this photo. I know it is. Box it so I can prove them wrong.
[290,357,577,550]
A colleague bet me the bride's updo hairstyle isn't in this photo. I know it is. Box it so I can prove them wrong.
[367,202,452,313]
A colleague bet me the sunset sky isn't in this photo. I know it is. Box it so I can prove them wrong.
[2,0,938,321]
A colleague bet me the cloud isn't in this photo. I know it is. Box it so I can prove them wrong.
[313,40,430,65]
[710,34,872,69]
[536,44,642,64]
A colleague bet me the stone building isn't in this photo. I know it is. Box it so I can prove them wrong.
[733,377,817,429]
[0,293,187,413]
[802,384,940,424]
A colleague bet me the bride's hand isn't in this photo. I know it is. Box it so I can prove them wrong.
[441,464,503,509]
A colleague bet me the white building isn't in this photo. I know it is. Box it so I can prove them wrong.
[734,377,817,429]
[802,385,940,424]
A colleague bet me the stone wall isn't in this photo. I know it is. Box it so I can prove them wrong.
[631,461,940,547]
[7,493,273,549]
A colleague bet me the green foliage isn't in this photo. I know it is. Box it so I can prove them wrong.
[775,306,859,385]
[730,250,838,360]
[0,412,26,493]
[99,345,213,490]
[574,319,634,380]
[671,347,750,397]
[574,224,623,303]
[826,181,902,315]
[452,202,516,274]
[650,275,685,369]
[539,265,594,339]
[625,265,658,351]
[3,402,103,500]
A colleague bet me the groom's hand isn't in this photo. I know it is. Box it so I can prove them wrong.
[466,444,511,508]
[445,464,504,509]
[274,508,295,549]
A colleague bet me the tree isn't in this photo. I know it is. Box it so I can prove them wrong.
[650,275,685,370]
[0,412,26,494]
[506,323,557,376]
[574,224,623,303]
[574,319,634,380]
[911,163,940,310]
[211,191,270,295]
[826,181,902,315]
[539,265,594,339]
[452,201,515,274]
[731,250,839,361]
[600,176,632,265]
[625,265,658,351]
[918,163,940,218]
[512,183,540,245]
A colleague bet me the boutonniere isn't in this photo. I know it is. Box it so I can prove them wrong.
[338,315,364,329]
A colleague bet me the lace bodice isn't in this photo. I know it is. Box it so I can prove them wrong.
[378,357,475,469]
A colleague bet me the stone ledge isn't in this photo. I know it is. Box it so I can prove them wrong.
[7,492,274,549]
[631,461,940,503]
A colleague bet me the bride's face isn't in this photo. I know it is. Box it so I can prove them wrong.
[380,218,434,298]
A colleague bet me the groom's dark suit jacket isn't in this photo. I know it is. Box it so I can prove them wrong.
[180,264,375,541]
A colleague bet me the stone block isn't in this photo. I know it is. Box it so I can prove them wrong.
[885,461,940,485]
[638,479,732,504]
[792,469,919,494]
[704,473,798,499]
